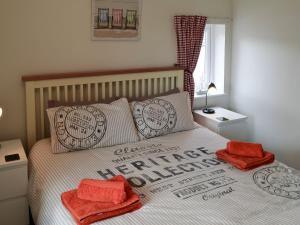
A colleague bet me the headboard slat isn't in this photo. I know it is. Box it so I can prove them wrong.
[79,84,83,102]
[101,83,106,100]
[135,80,139,97]
[115,82,119,97]
[129,81,133,98]
[87,84,91,101]
[64,86,68,102]
[48,87,52,99]
[71,85,75,102]
[109,82,113,98]
[39,88,45,138]
[171,77,175,89]
[23,68,184,149]
[95,83,99,101]
[154,78,158,95]
[147,79,151,96]
[166,77,170,91]
[122,80,126,97]
[56,87,60,101]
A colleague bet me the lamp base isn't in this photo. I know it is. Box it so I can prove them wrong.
[202,108,215,114]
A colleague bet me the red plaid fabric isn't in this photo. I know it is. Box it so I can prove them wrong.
[174,15,207,107]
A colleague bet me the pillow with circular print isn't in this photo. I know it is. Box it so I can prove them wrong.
[130,91,195,140]
[47,98,139,153]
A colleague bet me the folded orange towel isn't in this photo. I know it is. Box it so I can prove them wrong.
[227,141,264,158]
[216,149,274,170]
[61,176,141,225]
[74,200,142,225]
[77,179,126,204]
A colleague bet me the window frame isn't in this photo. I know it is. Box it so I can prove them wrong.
[194,18,232,98]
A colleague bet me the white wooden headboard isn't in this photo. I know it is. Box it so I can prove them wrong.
[22,67,184,149]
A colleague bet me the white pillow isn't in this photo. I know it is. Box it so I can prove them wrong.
[46,98,139,153]
[130,92,195,140]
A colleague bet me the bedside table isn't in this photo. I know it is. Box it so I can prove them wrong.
[193,107,248,141]
[0,139,29,225]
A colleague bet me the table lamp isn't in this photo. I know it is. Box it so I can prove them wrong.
[202,83,217,114]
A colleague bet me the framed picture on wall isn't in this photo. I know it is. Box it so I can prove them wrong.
[91,0,142,40]
[98,8,109,28]
[125,10,137,29]
[112,9,123,28]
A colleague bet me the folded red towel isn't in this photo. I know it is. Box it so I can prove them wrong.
[77,179,126,204]
[61,176,141,225]
[227,141,264,158]
[216,149,274,170]
[74,200,142,225]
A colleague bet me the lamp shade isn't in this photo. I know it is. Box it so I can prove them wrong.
[0,107,2,118]
[207,82,217,95]
[208,82,216,91]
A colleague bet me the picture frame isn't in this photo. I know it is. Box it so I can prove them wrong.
[91,0,142,40]
[98,8,109,28]
[125,10,137,29]
[112,9,123,29]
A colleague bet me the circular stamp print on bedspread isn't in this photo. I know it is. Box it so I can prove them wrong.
[54,105,107,150]
[132,98,177,138]
[253,166,300,199]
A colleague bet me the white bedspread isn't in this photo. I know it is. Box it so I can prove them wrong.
[28,126,300,225]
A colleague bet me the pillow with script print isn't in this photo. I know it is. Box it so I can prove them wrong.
[47,98,139,153]
[130,92,195,140]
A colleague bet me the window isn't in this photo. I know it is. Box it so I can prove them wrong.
[193,21,230,96]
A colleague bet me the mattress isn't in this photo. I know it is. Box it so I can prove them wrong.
[28,126,300,225]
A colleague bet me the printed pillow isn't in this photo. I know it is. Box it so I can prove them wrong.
[130,91,195,140]
[46,98,139,153]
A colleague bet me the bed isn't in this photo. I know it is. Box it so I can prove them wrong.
[23,67,300,225]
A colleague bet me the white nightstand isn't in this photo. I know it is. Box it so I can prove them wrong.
[0,139,29,225]
[193,107,248,141]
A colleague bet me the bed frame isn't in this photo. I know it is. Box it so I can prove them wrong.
[22,67,184,149]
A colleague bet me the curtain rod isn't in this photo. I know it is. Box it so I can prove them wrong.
[207,17,232,22]
[174,15,232,22]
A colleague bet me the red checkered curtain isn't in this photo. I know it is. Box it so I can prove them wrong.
[174,15,207,107]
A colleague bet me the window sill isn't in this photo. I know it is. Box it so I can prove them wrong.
[193,93,229,110]
[194,93,228,99]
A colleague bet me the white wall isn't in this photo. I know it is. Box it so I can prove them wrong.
[231,0,300,169]
[0,0,232,148]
